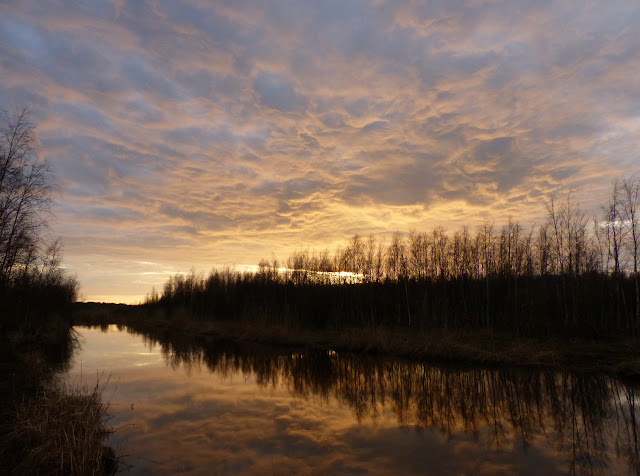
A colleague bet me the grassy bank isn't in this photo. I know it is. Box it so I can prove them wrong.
[0,321,117,475]
[1,381,116,475]
[73,303,640,380]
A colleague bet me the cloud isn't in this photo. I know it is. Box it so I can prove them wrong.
[361,120,390,134]
[253,70,308,113]
[1,0,640,301]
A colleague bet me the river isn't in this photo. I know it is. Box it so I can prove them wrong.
[64,325,640,475]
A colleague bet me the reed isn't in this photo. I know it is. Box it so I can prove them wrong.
[1,379,116,475]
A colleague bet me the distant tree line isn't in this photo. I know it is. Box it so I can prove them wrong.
[0,108,78,328]
[147,174,640,338]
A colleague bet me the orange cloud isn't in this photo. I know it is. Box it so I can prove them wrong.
[1,0,639,301]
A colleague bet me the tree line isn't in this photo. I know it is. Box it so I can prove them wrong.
[0,108,78,328]
[148,176,640,337]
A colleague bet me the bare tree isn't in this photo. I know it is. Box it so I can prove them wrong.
[0,107,53,281]
[363,234,378,282]
[620,174,640,327]
[564,194,589,275]
[602,180,628,330]
[603,181,626,275]
[430,226,449,280]
[345,234,365,275]
[546,196,565,274]
[621,175,640,274]
[386,232,407,281]
[592,217,608,273]
[408,229,429,280]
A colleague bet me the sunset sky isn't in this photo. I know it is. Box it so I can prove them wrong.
[1,0,639,303]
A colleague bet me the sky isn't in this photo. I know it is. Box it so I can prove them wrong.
[1,0,639,303]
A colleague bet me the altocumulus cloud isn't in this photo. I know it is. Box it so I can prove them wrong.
[0,0,639,302]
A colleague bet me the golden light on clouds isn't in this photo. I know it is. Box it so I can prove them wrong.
[1,1,639,302]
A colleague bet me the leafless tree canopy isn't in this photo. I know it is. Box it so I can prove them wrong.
[150,175,640,337]
[0,107,53,280]
[0,107,77,324]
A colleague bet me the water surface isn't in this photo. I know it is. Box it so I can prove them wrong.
[65,325,640,475]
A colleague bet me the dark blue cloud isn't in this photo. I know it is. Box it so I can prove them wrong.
[361,120,390,134]
[1,0,640,302]
[253,71,307,113]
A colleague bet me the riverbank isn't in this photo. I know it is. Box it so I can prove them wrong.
[0,320,117,475]
[72,303,640,381]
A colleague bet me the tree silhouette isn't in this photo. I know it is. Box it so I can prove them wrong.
[0,107,77,326]
[147,172,640,338]
[0,107,52,280]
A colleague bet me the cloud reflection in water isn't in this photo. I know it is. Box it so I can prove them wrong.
[65,326,639,475]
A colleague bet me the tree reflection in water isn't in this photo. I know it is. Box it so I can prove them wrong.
[108,324,640,475]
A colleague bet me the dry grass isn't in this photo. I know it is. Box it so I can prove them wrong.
[1,379,116,475]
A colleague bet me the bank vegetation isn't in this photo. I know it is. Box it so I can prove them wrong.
[145,174,640,341]
[0,107,114,474]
